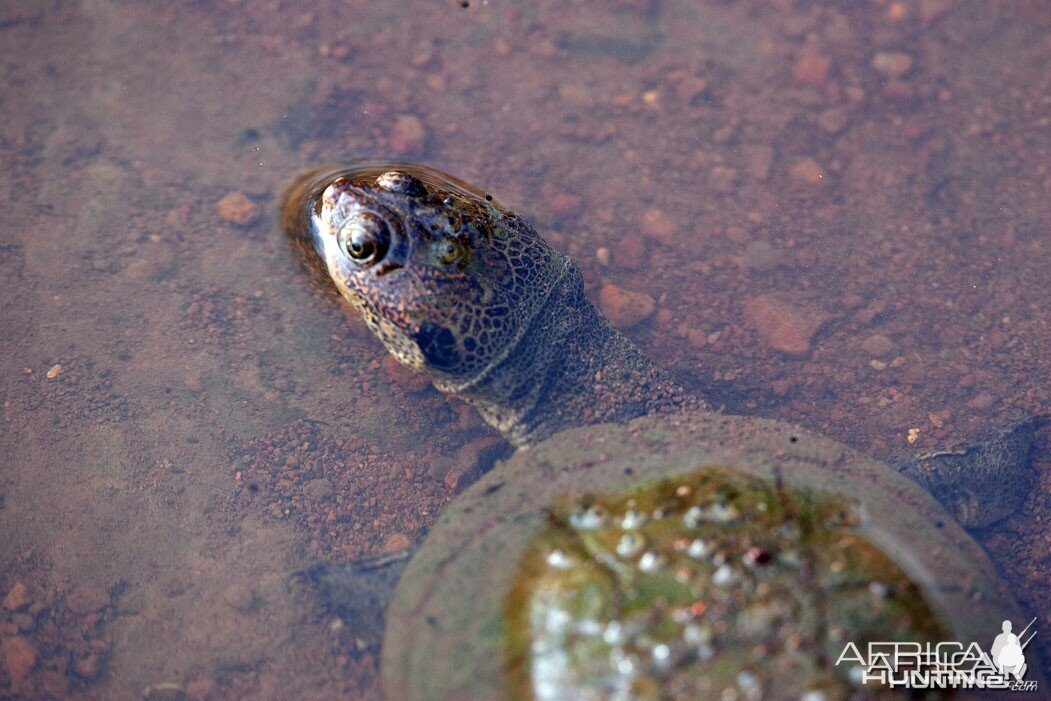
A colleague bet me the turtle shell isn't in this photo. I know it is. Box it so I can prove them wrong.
[382,412,1031,700]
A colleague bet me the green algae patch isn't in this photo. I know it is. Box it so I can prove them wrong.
[504,468,948,701]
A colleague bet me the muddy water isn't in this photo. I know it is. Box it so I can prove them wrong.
[0,1,1047,699]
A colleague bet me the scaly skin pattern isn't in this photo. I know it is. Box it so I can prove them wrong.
[282,163,1038,524]
[282,163,703,447]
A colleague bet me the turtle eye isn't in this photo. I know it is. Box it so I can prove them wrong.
[338,213,390,266]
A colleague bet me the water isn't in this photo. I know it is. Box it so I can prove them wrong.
[0,1,1047,699]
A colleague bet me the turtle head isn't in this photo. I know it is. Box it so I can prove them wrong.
[285,164,568,389]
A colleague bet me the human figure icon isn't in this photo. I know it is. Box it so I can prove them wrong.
[991,620,1029,681]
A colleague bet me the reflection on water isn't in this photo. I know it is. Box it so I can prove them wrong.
[0,1,1047,699]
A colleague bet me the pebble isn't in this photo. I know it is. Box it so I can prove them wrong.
[598,283,656,329]
[381,355,431,393]
[46,363,63,379]
[743,240,782,271]
[859,333,895,358]
[549,192,584,220]
[389,114,427,157]
[74,653,102,679]
[221,584,255,612]
[12,612,35,632]
[792,46,831,86]
[143,683,187,701]
[640,209,677,244]
[872,51,913,79]
[967,392,996,411]
[1,635,36,684]
[301,478,335,502]
[448,436,506,490]
[184,374,204,393]
[124,241,177,282]
[67,585,109,614]
[881,79,914,102]
[3,582,29,611]
[427,455,458,485]
[612,233,645,270]
[742,294,832,356]
[383,532,413,553]
[708,166,738,194]
[185,678,217,700]
[216,192,260,227]
[817,107,849,134]
[790,158,825,186]
[741,144,774,182]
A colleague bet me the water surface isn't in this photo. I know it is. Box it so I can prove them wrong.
[1,1,1048,699]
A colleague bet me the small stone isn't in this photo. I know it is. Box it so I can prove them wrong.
[427,455,457,484]
[741,144,774,182]
[743,241,781,271]
[790,158,825,186]
[792,46,831,86]
[742,294,832,357]
[216,192,260,227]
[674,75,708,103]
[383,533,413,553]
[816,108,849,134]
[712,124,736,144]
[185,678,217,701]
[381,355,431,393]
[598,284,656,329]
[549,192,584,220]
[558,83,593,107]
[452,436,505,490]
[919,0,950,24]
[640,209,676,244]
[184,374,204,393]
[872,51,913,79]
[686,329,707,349]
[881,79,914,102]
[3,582,29,611]
[46,363,63,379]
[143,683,187,701]
[859,334,895,358]
[594,247,611,266]
[74,653,102,679]
[967,392,996,411]
[612,233,645,270]
[869,359,888,371]
[67,585,109,614]
[389,114,427,157]
[708,166,738,194]
[12,613,35,632]
[301,478,334,502]
[222,584,255,612]
[1,636,36,684]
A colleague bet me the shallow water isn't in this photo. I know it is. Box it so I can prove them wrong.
[0,1,1047,699]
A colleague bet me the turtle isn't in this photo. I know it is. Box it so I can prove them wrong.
[281,163,1045,700]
